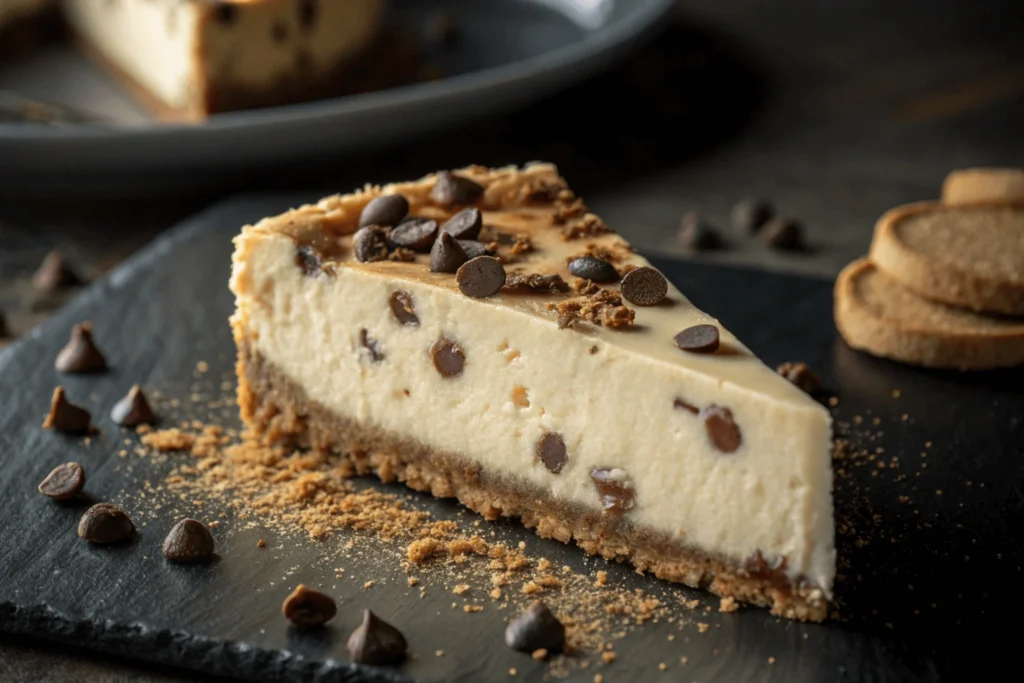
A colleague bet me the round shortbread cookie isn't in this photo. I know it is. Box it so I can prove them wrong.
[869,201,1024,316]
[941,167,1024,205]
[834,259,1024,370]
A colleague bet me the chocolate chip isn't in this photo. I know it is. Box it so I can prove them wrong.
[110,385,155,427]
[505,273,569,292]
[673,324,720,353]
[353,226,390,263]
[456,256,506,298]
[590,468,636,515]
[347,609,408,665]
[731,198,774,233]
[295,245,323,276]
[162,518,215,562]
[282,584,336,626]
[430,336,465,377]
[568,256,618,283]
[620,266,667,306]
[700,405,742,453]
[441,208,483,240]
[78,503,134,544]
[32,250,82,292]
[429,232,469,273]
[42,387,92,435]
[359,194,410,229]
[389,291,419,326]
[673,397,699,415]
[38,462,85,500]
[211,1,236,24]
[761,217,804,250]
[389,218,437,252]
[360,329,384,362]
[777,362,822,394]
[537,433,568,474]
[678,212,722,250]
[55,322,106,373]
[505,601,566,654]
[298,0,317,28]
[458,240,493,259]
[430,171,484,206]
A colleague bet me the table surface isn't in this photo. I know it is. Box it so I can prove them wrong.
[2,0,1023,680]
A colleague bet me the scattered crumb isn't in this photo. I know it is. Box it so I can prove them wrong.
[719,596,738,613]
[490,588,502,600]
[509,668,517,676]
[594,676,604,683]
[768,657,776,664]
[453,584,470,595]
[464,605,483,613]
[680,656,688,664]
[407,577,419,587]
[435,650,445,658]
[256,539,265,548]
[659,662,667,671]
[141,428,195,452]
[697,623,709,633]
[601,651,616,664]
[196,361,209,373]
[892,389,901,398]
[595,571,608,587]
[532,648,548,661]
[363,581,375,589]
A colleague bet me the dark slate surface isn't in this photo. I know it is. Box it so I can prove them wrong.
[0,194,1021,682]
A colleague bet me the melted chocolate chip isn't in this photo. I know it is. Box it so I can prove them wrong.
[620,266,667,306]
[359,194,410,229]
[110,385,155,427]
[430,171,484,206]
[429,232,469,273]
[700,405,742,453]
[347,609,408,665]
[55,322,107,373]
[568,256,618,283]
[673,324,720,353]
[42,387,92,435]
[353,226,390,263]
[590,468,636,515]
[163,518,215,562]
[777,362,822,394]
[537,433,568,474]
[78,503,134,544]
[456,256,506,298]
[389,291,419,326]
[731,198,774,233]
[458,240,493,259]
[430,336,465,377]
[505,601,566,654]
[673,397,699,415]
[360,329,385,362]
[282,584,336,626]
[295,245,323,276]
[441,207,483,240]
[762,217,804,250]
[389,217,437,252]
[38,462,85,500]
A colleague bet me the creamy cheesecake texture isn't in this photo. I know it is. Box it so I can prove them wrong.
[230,164,836,617]
[61,0,383,118]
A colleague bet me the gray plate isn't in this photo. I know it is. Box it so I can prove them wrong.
[0,0,674,192]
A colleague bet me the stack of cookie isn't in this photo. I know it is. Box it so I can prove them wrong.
[835,168,1024,370]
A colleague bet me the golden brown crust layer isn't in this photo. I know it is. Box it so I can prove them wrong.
[869,201,1024,316]
[233,338,828,622]
[834,258,1024,370]
[941,167,1024,206]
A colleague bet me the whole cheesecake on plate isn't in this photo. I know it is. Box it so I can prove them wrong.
[229,163,836,621]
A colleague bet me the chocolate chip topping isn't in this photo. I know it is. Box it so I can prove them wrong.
[456,256,506,298]
[590,468,636,515]
[389,217,437,252]
[359,194,409,228]
[353,226,390,263]
[282,584,336,626]
[347,609,408,665]
[78,503,134,544]
[162,518,215,562]
[777,361,822,394]
[678,212,722,250]
[430,171,484,206]
[441,207,483,240]
[731,198,774,233]
[38,462,85,500]
[42,387,92,435]
[620,266,667,306]
[568,256,619,283]
[537,433,568,474]
[295,245,323,276]
[110,385,156,427]
[430,336,465,377]
[700,405,742,453]
[32,250,82,292]
[673,324,720,354]
[55,322,106,373]
[429,232,469,273]
[458,240,493,259]
[761,217,804,250]
[360,329,385,362]
[505,601,566,654]
[389,291,419,326]
[673,397,699,415]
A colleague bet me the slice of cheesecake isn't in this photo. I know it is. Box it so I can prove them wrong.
[61,0,385,120]
[229,164,836,621]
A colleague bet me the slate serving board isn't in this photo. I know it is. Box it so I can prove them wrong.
[1,194,1021,683]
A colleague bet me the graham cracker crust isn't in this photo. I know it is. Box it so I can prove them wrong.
[235,342,828,622]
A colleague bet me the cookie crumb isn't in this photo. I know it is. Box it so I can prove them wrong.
[697,623,709,633]
[464,605,483,613]
[768,657,776,664]
[453,584,470,595]
[435,650,445,657]
[407,577,419,587]
[718,596,738,613]
[680,656,688,664]
[601,651,616,664]
[595,571,608,586]
[256,539,265,548]
[659,662,667,671]
[594,676,604,683]
[532,648,548,661]
[364,580,375,589]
